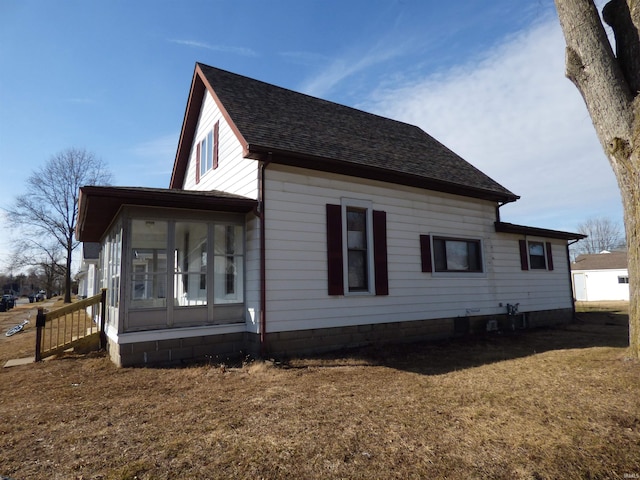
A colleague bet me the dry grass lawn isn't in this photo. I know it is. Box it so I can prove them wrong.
[0,301,639,479]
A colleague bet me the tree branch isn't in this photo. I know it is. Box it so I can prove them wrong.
[603,0,640,95]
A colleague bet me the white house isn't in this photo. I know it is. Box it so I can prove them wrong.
[76,63,585,366]
[76,242,100,299]
[572,251,629,301]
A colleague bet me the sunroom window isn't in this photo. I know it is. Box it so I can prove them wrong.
[213,224,244,303]
[174,222,208,306]
[130,220,168,308]
[129,219,243,310]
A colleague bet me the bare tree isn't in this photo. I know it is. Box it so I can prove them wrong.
[9,148,112,303]
[553,0,639,358]
[11,238,66,297]
[576,216,625,254]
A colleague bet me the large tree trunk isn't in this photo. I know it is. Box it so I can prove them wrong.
[554,0,640,358]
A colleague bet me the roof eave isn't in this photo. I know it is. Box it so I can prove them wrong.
[495,221,586,241]
[247,145,519,204]
[76,186,257,243]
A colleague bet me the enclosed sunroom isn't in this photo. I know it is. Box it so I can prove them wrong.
[76,186,258,366]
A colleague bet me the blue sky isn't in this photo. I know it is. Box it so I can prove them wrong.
[0,0,622,273]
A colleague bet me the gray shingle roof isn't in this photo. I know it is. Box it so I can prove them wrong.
[193,63,518,202]
[572,251,628,270]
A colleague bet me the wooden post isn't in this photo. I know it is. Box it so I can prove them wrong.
[35,307,46,362]
[99,288,107,350]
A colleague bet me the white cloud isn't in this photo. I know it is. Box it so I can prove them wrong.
[169,39,258,57]
[362,15,623,233]
[300,36,410,99]
[114,134,177,188]
[131,133,177,159]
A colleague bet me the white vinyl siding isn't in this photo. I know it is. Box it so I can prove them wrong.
[261,164,572,334]
[491,236,571,311]
[183,91,259,199]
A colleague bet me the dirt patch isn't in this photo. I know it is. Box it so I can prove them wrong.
[0,302,638,479]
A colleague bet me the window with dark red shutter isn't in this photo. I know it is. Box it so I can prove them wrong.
[326,204,344,295]
[213,121,219,170]
[420,235,432,272]
[519,240,529,270]
[372,210,388,296]
[195,143,201,184]
[326,203,388,296]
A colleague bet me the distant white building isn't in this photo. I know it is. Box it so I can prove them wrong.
[76,242,100,299]
[571,251,629,301]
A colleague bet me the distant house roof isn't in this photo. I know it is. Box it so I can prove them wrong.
[170,63,519,203]
[76,186,257,242]
[572,251,628,271]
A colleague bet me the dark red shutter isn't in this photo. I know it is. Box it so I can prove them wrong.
[420,235,432,272]
[373,210,388,296]
[546,242,554,271]
[519,240,529,270]
[326,204,344,295]
[195,142,201,184]
[213,121,219,169]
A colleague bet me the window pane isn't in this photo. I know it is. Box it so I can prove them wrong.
[433,239,447,271]
[174,222,208,307]
[214,225,243,255]
[529,242,546,269]
[347,209,366,249]
[348,250,367,290]
[214,255,243,303]
[130,220,167,308]
[346,208,368,291]
[445,241,469,271]
[433,237,483,272]
[206,130,213,171]
[213,224,244,304]
[200,137,207,176]
[175,273,207,306]
[468,241,481,271]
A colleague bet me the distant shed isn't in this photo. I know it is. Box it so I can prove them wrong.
[571,251,629,301]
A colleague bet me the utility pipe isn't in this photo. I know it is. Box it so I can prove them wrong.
[259,154,271,356]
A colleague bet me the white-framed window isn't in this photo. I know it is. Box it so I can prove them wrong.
[102,221,122,310]
[130,220,168,308]
[174,222,208,306]
[213,224,244,304]
[518,240,554,271]
[129,218,243,310]
[528,241,547,269]
[326,201,388,296]
[433,236,483,273]
[342,199,374,294]
[196,121,219,183]
[420,234,484,274]
[618,276,629,284]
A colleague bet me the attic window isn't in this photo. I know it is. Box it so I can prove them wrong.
[196,121,219,182]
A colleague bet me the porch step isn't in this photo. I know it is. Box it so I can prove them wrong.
[4,357,34,368]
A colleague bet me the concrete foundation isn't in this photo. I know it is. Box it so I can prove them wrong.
[107,308,574,366]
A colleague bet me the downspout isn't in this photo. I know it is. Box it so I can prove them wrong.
[259,154,271,357]
[495,201,511,223]
[567,238,581,321]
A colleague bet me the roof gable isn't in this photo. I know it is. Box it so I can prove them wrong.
[171,63,519,203]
